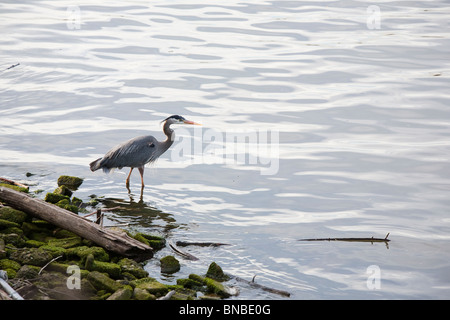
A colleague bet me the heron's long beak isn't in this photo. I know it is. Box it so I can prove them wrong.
[183,120,201,125]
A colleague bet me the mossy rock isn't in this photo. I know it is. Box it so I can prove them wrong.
[0,183,28,193]
[170,287,197,300]
[55,199,79,214]
[0,258,22,272]
[206,261,230,281]
[0,219,20,230]
[133,278,169,297]
[188,273,206,285]
[85,254,121,279]
[53,185,73,197]
[1,226,24,236]
[16,264,40,279]
[133,287,156,300]
[0,206,28,224]
[0,233,25,247]
[3,268,17,279]
[87,271,123,293]
[25,239,46,248]
[45,192,70,204]
[57,175,83,190]
[21,221,50,236]
[9,248,53,267]
[40,245,67,259]
[117,258,148,279]
[66,246,109,262]
[160,255,180,274]
[176,278,205,291]
[53,229,78,239]
[206,277,239,298]
[106,286,133,300]
[204,277,234,298]
[71,197,83,207]
[132,233,165,250]
[47,236,82,249]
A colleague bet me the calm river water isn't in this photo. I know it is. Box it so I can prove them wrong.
[1,0,450,299]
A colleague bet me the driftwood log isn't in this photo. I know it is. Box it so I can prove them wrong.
[0,186,153,261]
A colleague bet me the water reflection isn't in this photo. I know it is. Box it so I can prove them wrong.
[95,191,181,232]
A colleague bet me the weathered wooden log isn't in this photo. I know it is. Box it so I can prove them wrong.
[0,186,153,261]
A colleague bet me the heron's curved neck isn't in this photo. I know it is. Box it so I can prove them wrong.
[163,120,175,142]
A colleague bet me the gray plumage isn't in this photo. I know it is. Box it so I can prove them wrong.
[89,115,199,187]
[89,135,166,173]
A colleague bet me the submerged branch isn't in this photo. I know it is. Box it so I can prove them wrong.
[298,233,391,243]
[230,275,291,297]
[168,241,199,261]
[175,241,230,247]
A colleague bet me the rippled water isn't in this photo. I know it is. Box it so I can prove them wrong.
[1,0,450,299]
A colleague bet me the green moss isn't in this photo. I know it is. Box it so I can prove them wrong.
[206,261,230,281]
[22,221,48,235]
[0,233,25,247]
[106,286,133,300]
[0,183,28,193]
[47,236,82,249]
[53,185,73,197]
[25,239,46,248]
[160,255,180,274]
[30,220,54,229]
[57,175,83,190]
[133,287,156,300]
[16,265,40,279]
[176,278,205,291]
[133,233,150,246]
[170,288,197,300]
[1,226,23,235]
[135,279,169,297]
[204,277,232,298]
[40,245,67,258]
[45,192,70,204]
[117,258,148,279]
[71,197,83,207]
[3,268,17,279]
[0,219,20,230]
[53,229,78,239]
[85,256,121,279]
[87,271,123,293]
[148,239,166,250]
[132,233,166,250]
[188,273,206,285]
[56,199,79,214]
[67,246,109,262]
[9,248,53,267]
[0,206,28,224]
[46,261,70,273]
[0,258,22,271]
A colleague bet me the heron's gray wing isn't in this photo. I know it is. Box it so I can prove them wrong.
[100,135,159,169]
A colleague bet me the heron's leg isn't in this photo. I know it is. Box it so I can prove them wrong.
[138,166,145,187]
[126,167,134,186]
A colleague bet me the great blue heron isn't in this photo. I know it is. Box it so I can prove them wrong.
[89,115,200,187]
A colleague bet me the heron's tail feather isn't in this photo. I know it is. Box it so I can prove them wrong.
[89,158,103,172]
